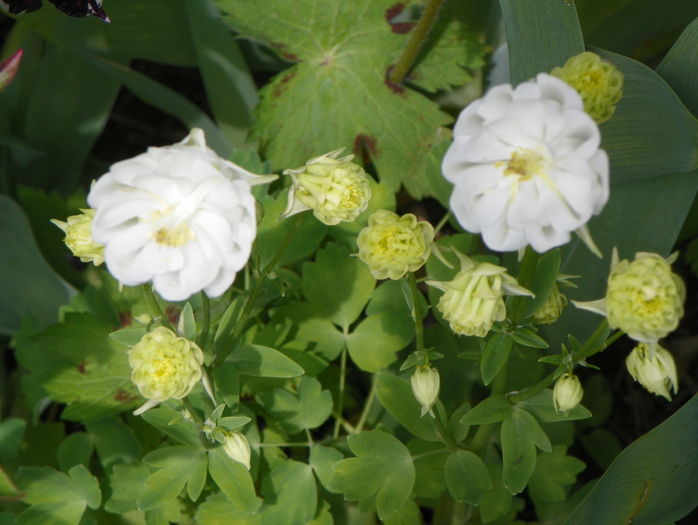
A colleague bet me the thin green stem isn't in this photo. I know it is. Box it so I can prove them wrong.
[257,442,310,448]
[388,0,447,85]
[181,397,204,425]
[142,284,174,330]
[197,292,211,347]
[407,272,425,355]
[333,346,348,439]
[214,215,303,366]
[434,408,457,450]
[355,376,377,433]
[411,447,449,462]
[434,211,451,235]
[468,363,508,453]
[305,428,315,446]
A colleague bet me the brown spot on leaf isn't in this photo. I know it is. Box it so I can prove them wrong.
[385,3,414,34]
[384,68,406,95]
[114,389,139,403]
[273,69,298,98]
[119,311,132,327]
[270,42,300,62]
[77,361,88,374]
[353,134,379,166]
[165,306,180,326]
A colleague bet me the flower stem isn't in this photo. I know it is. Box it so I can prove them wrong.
[407,272,425,356]
[333,346,348,439]
[468,363,508,453]
[197,292,210,347]
[257,442,310,448]
[142,284,174,331]
[434,407,457,450]
[355,376,377,433]
[388,0,447,85]
[181,397,204,426]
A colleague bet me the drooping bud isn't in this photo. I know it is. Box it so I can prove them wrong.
[553,373,583,413]
[356,210,434,280]
[222,431,252,470]
[282,149,372,225]
[410,366,440,417]
[129,327,204,415]
[626,343,678,401]
[533,284,568,325]
[51,208,105,266]
[427,254,533,337]
[551,51,623,123]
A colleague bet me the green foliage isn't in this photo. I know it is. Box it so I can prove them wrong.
[501,408,552,495]
[256,376,333,433]
[139,446,207,509]
[230,344,305,378]
[444,450,492,504]
[260,460,317,525]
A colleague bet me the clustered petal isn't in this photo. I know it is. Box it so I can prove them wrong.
[87,128,275,301]
[626,343,678,401]
[283,149,372,225]
[129,327,204,414]
[356,210,434,280]
[442,73,609,253]
[533,284,568,325]
[51,208,104,265]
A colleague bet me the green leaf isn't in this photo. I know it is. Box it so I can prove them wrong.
[410,18,486,93]
[177,302,197,340]
[501,407,551,495]
[217,0,451,197]
[499,0,584,85]
[480,333,514,386]
[409,440,448,499]
[140,406,201,447]
[196,492,262,525]
[208,447,262,514]
[17,465,100,525]
[109,326,147,348]
[230,344,305,378]
[519,389,592,422]
[509,327,549,349]
[579,428,622,470]
[185,0,258,146]
[256,377,333,433]
[565,395,698,525]
[14,313,140,420]
[375,372,440,442]
[0,418,26,461]
[0,195,73,335]
[259,460,317,525]
[524,249,562,318]
[479,463,516,524]
[657,17,698,117]
[529,445,585,502]
[460,395,513,426]
[105,462,150,514]
[309,445,343,492]
[212,362,240,408]
[139,447,208,510]
[346,312,410,372]
[330,430,415,521]
[302,243,376,330]
[444,450,492,504]
[56,433,94,472]
[0,467,18,497]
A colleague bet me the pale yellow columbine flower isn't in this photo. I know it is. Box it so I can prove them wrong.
[626,343,678,401]
[356,210,434,280]
[553,373,583,413]
[282,149,372,225]
[427,253,533,337]
[574,250,685,343]
[551,51,623,123]
[129,327,204,415]
[410,366,440,417]
[222,431,252,470]
[51,209,105,265]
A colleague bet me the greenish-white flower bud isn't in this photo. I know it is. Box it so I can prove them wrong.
[551,51,623,123]
[51,208,105,265]
[222,431,252,470]
[282,149,372,225]
[553,373,583,413]
[533,284,568,325]
[356,210,434,280]
[129,327,204,415]
[626,343,678,401]
[410,366,440,417]
[606,252,685,343]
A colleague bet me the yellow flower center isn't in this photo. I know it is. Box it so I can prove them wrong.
[152,359,175,380]
[153,223,194,247]
[503,149,549,181]
[339,183,364,210]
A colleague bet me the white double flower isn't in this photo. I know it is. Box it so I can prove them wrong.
[442,73,609,253]
[88,129,275,301]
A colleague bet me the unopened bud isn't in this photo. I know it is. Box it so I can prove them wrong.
[51,208,105,265]
[410,366,440,417]
[553,373,583,413]
[626,343,678,401]
[222,431,251,470]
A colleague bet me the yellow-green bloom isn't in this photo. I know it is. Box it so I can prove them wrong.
[575,250,685,343]
[283,149,372,225]
[427,253,533,337]
[129,327,204,415]
[51,208,104,265]
[551,51,623,123]
[533,284,568,325]
[553,373,583,413]
[357,210,434,280]
[626,343,678,401]
[222,431,252,470]
[410,365,440,417]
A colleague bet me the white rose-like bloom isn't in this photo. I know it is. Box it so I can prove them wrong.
[88,129,276,301]
[442,73,609,253]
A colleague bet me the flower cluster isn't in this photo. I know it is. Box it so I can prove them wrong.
[283,149,372,225]
[129,327,204,415]
[85,128,275,301]
[551,52,623,124]
[442,73,609,253]
[428,253,532,337]
[357,210,434,280]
